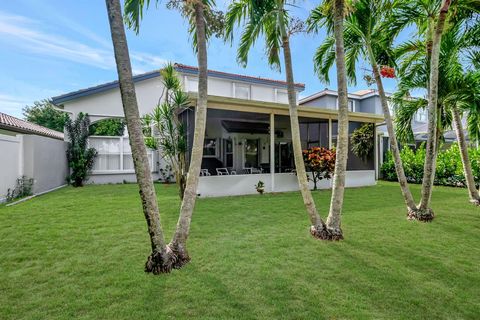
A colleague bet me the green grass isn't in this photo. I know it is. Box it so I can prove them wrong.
[1,181,479,319]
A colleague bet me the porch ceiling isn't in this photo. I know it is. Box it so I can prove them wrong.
[188,93,385,123]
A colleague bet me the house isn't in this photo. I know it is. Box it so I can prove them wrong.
[300,88,433,176]
[0,112,67,202]
[52,63,383,197]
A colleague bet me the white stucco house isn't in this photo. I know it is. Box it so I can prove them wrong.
[52,63,383,197]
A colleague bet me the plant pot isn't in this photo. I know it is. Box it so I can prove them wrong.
[256,187,265,195]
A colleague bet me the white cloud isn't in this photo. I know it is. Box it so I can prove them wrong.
[0,93,31,118]
[0,11,168,72]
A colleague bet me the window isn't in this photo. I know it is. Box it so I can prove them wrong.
[244,139,259,167]
[335,98,355,111]
[186,76,198,92]
[89,136,154,172]
[234,83,250,99]
[415,109,427,122]
[203,138,218,157]
[276,89,288,103]
[223,139,233,167]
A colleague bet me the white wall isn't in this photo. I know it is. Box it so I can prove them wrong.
[0,134,21,201]
[197,171,376,197]
[0,133,68,202]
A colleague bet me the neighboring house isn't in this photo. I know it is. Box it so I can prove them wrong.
[300,88,432,177]
[0,112,67,202]
[52,63,383,197]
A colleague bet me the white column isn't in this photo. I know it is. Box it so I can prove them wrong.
[120,136,124,171]
[328,118,333,149]
[270,113,275,192]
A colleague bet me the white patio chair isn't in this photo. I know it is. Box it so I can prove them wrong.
[200,169,211,176]
[241,168,253,174]
[227,168,237,175]
[216,168,230,175]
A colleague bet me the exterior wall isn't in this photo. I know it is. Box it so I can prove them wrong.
[301,95,337,109]
[357,96,380,114]
[87,172,161,184]
[0,134,21,201]
[22,135,68,194]
[197,171,376,197]
[0,132,67,202]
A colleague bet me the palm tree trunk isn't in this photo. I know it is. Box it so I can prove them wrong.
[417,0,451,221]
[325,0,348,240]
[279,18,330,240]
[452,105,480,204]
[105,0,173,274]
[367,45,418,214]
[169,0,208,267]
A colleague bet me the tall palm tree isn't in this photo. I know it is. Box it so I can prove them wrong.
[125,0,218,268]
[395,21,480,206]
[307,0,419,215]
[225,0,343,240]
[416,0,451,220]
[105,0,173,274]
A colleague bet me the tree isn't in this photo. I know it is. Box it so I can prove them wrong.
[307,0,419,216]
[105,0,174,274]
[89,118,125,136]
[148,64,189,200]
[394,8,480,207]
[415,0,452,221]
[23,99,67,132]
[303,147,336,190]
[225,0,339,240]
[124,0,221,268]
[65,113,97,187]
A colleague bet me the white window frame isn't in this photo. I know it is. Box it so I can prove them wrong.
[232,82,251,100]
[335,98,355,112]
[89,136,154,174]
[203,138,219,158]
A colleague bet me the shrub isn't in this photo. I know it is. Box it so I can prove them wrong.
[381,143,480,187]
[6,176,34,202]
[65,113,98,187]
[303,147,336,190]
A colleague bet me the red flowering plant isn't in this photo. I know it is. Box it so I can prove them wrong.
[380,66,395,78]
[302,147,336,190]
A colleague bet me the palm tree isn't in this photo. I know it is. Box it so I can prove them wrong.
[105,0,173,274]
[307,0,419,215]
[394,22,480,204]
[415,0,451,221]
[225,0,343,240]
[394,3,480,208]
[125,0,218,267]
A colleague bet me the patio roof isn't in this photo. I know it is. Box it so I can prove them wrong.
[189,94,385,123]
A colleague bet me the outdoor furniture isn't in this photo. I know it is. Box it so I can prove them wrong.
[200,169,211,176]
[216,168,230,175]
[251,168,263,174]
[240,168,252,174]
[227,168,237,175]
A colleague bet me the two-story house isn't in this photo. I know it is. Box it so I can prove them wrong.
[52,64,383,197]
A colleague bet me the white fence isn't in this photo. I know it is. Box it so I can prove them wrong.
[0,133,68,202]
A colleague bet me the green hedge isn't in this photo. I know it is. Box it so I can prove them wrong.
[381,143,480,187]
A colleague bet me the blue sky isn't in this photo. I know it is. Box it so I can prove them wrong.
[0,0,399,118]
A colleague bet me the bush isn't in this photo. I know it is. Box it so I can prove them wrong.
[65,113,98,187]
[6,176,34,202]
[381,143,480,187]
[303,147,336,190]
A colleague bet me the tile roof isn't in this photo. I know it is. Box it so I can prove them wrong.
[0,112,64,140]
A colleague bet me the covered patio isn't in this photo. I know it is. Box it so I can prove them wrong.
[183,95,384,197]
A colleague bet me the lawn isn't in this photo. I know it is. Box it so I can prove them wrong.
[0,181,479,319]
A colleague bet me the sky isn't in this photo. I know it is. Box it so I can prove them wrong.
[0,0,400,118]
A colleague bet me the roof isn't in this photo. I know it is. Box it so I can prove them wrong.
[51,63,305,105]
[0,112,64,140]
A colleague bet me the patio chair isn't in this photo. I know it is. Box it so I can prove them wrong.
[200,169,211,176]
[251,168,263,174]
[216,168,230,175]
[227,168,237,175]
[241,168,253,174]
